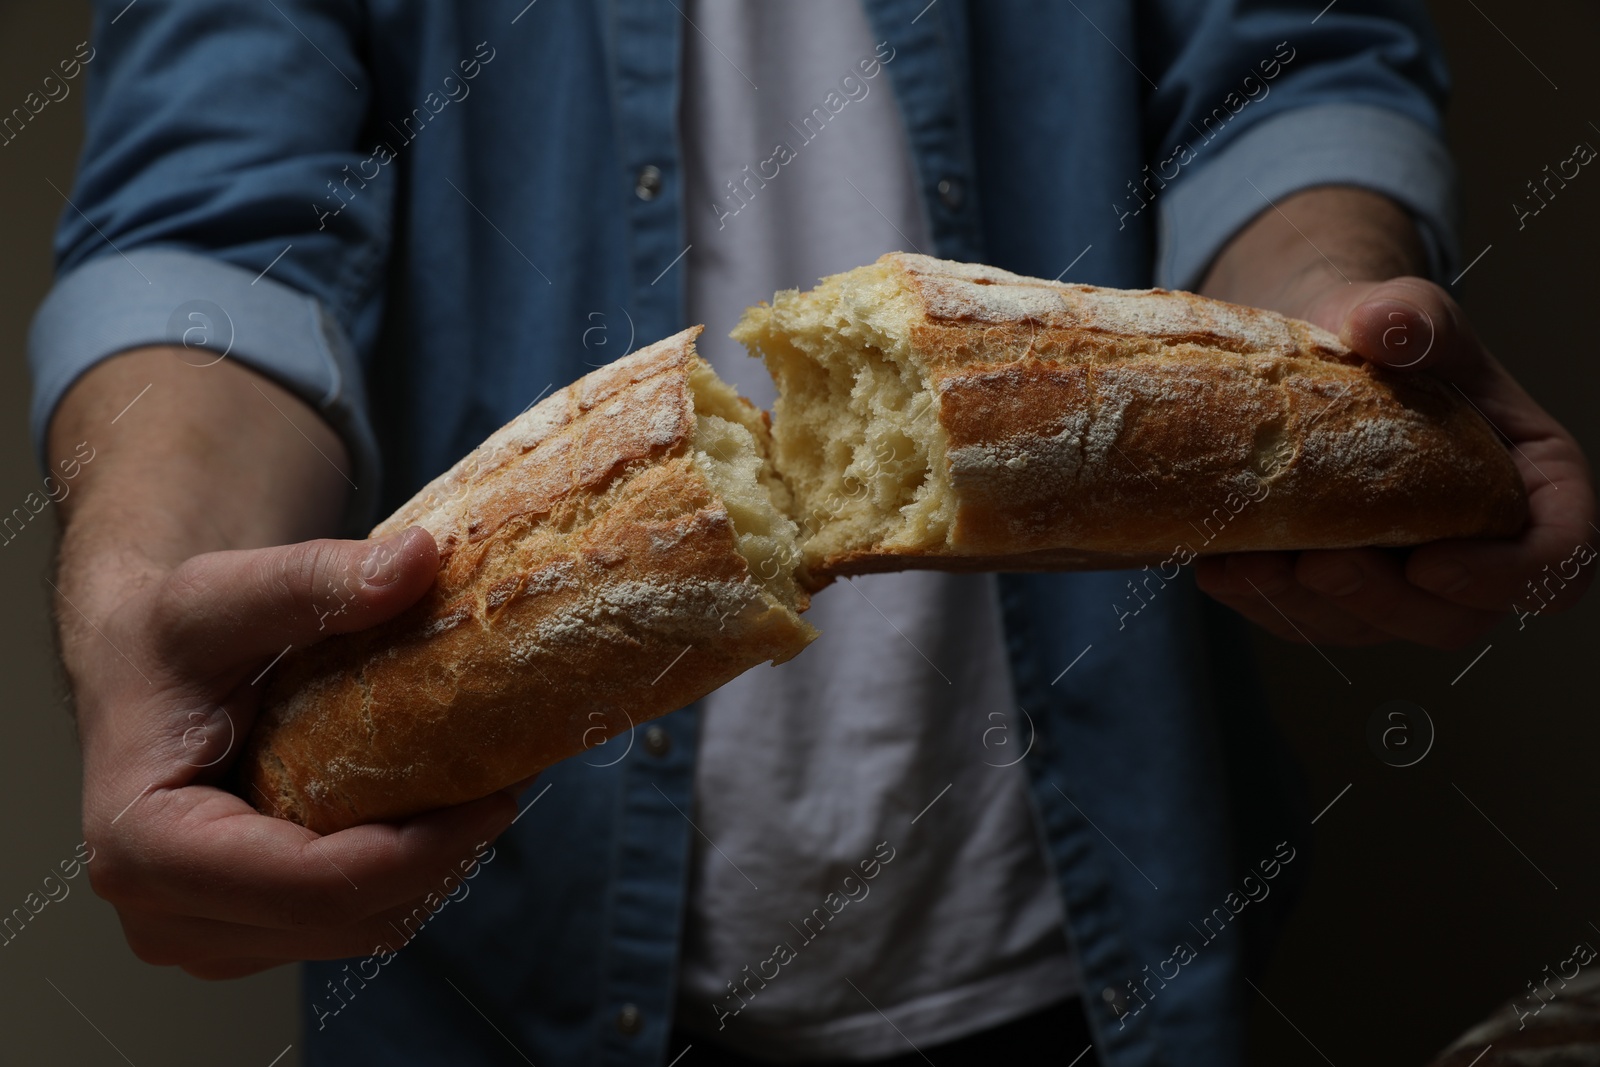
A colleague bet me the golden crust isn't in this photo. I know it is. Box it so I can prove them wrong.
[808,253,1528,581]
[245,255,1530,831]
[241,329,816,833]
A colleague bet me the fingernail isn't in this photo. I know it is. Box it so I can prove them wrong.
[1306,560,1364,597]
[361,529,414,587]
[1415,559,1471,595]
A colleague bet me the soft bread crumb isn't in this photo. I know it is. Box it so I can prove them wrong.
[731,263,952,567]
[687,358,807,604]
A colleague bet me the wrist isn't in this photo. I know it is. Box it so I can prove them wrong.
[47,347,353,630]
[1199,186,1429,320]
[54,502,190,634]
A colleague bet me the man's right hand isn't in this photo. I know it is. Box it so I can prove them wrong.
[75,527,518,979]
[48,347,517,979]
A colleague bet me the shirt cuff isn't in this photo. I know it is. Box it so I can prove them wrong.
[28,247,380,533]
[1154,103,1460,292]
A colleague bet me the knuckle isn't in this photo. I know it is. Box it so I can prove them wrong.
[277,539,357,615]
[1387,275,1450,311]
[278,540,330,599]
[149,557,217,642]
[122,927,182,967]
[116,910,186,967]
[85,850,135,905]
[182,960,265,981]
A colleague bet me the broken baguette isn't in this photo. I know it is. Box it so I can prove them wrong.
[241,328,816,833]
[735,252,1527,582]
[244,254,1528,833]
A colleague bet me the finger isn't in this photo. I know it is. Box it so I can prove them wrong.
[149,526,439,681]
[1331,277,1478,378]
[1197,586,1303,643]
[1197,553,1388,646]
[1194,556,1303,642]
[119,894,444,968]
[1295,548,1502,650]
[97,784,513,930]
[1407,456,1597,613]
[1336,277,1568,443]
[181,958,284,981]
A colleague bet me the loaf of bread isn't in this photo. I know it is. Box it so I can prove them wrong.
[244,254,1527,832]
[735,253,1527,583]
[241,328,817,833]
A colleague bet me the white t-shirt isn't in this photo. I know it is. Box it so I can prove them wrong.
[675,2,1080,1061]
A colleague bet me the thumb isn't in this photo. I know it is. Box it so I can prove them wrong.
[1319,276,1483,384]
[149,526,439,681]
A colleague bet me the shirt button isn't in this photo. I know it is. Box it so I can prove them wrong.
[615,1003,643,1036]
[644,725,671,758]
[937,176,964,209]
[1102,986,1128,1014]
[635,165,663,201]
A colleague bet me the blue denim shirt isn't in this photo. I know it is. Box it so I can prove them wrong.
[30,2,1456,1064]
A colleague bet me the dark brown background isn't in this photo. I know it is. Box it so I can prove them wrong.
[1,3,1594,1064]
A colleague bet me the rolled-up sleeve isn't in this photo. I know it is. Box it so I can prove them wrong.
[1138,0,1458,291]
[27,0,392,523]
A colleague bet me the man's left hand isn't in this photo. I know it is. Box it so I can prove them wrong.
[1194,275,1596,649]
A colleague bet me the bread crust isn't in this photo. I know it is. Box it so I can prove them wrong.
[806,254,1528,581]
[241,329,816,833]
[246,256,1530,831]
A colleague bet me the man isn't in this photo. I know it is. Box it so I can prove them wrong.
[30,1,1593,1065]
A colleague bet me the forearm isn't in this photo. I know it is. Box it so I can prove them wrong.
[48,348,352,629]
[1198,186,1430,319]
[39,349,494,977]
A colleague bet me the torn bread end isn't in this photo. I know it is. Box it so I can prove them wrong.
[687,356,811,611]
[731,262,952,575]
